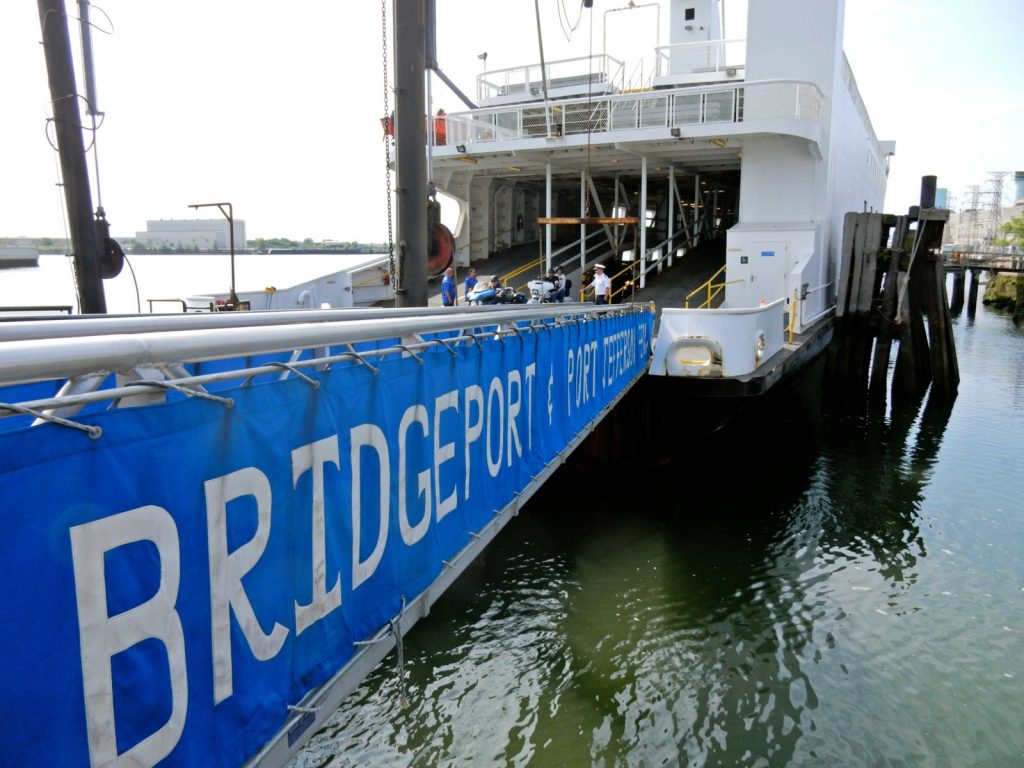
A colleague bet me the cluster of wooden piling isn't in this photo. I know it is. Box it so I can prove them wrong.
[829,181,959,403]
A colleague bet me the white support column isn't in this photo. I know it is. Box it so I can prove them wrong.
[586,175,616,252]
[640,154,648,289]
[667,166,675,268]
[613,175,622,256]
[713,187,719,237]
[674,176,692,249]
[545,163,552,268]
[694,173,701,243]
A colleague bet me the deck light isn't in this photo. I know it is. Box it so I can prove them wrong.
[670,127,681,137]
[456,144,467,153]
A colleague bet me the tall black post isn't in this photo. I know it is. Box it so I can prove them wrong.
[394,0,429,306]
[920,175,937,209]
[37,0,106,313]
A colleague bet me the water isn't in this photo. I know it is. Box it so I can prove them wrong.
[288,305,1024,767]
[0,252,374,314]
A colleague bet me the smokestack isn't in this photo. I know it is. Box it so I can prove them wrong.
[1015,171,1024,207]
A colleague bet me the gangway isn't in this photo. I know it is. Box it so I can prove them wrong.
[0,302,653,768]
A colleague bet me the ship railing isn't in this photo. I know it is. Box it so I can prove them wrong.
[476,54,625,103]
[654,38,746,81]
[443,79,822,145]
[626,229,693,287]
[685,264,744,309]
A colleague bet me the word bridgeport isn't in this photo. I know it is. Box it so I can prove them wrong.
[68,365,541,767]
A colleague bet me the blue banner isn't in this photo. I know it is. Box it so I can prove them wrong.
[0,311,651,768]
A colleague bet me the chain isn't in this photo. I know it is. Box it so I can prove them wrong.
[382,0,397,297]
[584,5,593,218]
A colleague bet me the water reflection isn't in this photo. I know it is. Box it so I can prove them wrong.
[288,329,1024,768]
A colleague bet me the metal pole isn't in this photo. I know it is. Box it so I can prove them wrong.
[667,166,675,268]
[546,163,554,271]
[579,172,585,271]
[226,203,235,298]
[38,0,106,314]
[640,154,647,288]
[394,0,429,307]
[189,202,237,304]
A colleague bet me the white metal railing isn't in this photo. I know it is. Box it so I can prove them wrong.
[0,305,641,388]
[655,38,746,79]
[476,54,625,103]
[445,80,822,145]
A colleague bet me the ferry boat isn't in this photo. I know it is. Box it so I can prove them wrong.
[428,0,893,395]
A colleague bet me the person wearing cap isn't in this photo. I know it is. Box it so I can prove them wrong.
[592,263,611,305]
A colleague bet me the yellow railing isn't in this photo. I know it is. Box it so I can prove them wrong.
[502,254,546,293]
[787,291,799,343]
[685,265,726,308]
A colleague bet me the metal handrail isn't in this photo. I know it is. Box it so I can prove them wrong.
[684,265,744,309]
[1,306,654,421]
[145,298,189,313]
[445,79,823,146]
[654,38,746,78]
[475,54,626,102]
[0,304,641,387]
[685,265,726,308]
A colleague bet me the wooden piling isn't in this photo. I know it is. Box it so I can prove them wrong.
[967,268,980,318]
[829,178,959,404]
[949,268,965,315]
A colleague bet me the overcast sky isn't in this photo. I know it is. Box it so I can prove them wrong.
[1,0,1021,242]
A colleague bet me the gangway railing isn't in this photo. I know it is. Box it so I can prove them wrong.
[0,302,656,768]
[684,264,743,308]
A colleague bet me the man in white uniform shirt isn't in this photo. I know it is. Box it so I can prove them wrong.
[592,263,611,305]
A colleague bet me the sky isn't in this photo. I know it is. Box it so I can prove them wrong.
[1,0,1021,242]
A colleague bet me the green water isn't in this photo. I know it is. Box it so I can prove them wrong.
[291,305,1024,767]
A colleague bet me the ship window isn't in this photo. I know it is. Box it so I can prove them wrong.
[685,8,695,20]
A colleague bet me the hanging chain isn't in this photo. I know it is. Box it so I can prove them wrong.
[584,5,594,218]
[382,0,397,297]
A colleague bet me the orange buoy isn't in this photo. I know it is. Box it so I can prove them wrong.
[428,222,454,277]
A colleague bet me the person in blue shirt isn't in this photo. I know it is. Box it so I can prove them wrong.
[441,267,456,306]
[464,267,478,302]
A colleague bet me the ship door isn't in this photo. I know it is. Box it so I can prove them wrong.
[750,240,788,305]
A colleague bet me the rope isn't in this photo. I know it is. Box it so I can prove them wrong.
[381,0,397,300]
[894,211,930,324]
[390,596,409,709]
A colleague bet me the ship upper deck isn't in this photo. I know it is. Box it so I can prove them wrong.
[425,39,825,185]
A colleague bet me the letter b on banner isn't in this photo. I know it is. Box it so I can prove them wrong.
[70,505,188,768]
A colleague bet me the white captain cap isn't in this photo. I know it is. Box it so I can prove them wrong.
[594,263,605,269]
